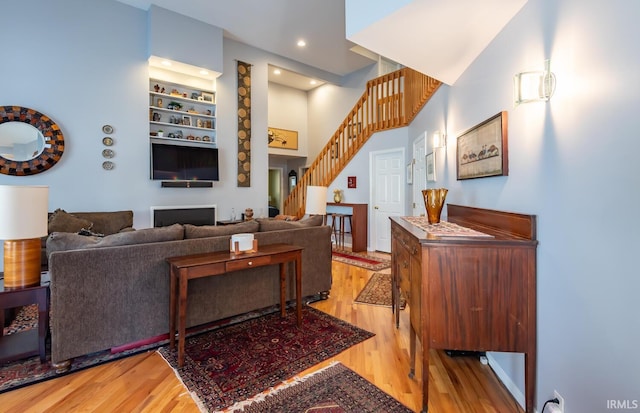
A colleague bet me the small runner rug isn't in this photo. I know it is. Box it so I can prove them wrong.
[228,362,412,412]
[158,306,374,412]
[332,249,391,271]
[354,272,405,309]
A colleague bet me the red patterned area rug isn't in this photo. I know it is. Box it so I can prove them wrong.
[355,272,406,309]
[158,306,374,412]
[230,362,412,412]
[331,249,391,271]
[0,302,314,394]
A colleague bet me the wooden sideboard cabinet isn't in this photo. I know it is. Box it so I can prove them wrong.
[390,204,538,413]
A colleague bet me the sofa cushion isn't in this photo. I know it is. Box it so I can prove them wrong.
[47,224,184,257]
[257,215,324,231]
[71,211,134,235]
[184,220,259,239]
[48,209,93,233]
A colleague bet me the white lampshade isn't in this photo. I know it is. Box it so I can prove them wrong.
[0,185,49,240]
[305,186,327,215]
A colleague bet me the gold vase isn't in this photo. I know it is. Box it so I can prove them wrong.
[422,188,448,224]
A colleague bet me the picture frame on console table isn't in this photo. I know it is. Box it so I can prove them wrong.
[456,111,508,180]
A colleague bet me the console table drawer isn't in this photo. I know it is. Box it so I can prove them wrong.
[226,255,272,272]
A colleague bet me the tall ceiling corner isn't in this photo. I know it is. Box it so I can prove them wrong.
[345,0,529,85]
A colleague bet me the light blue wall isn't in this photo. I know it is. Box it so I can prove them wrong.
[409,0,640,411]
[0,0,286,270]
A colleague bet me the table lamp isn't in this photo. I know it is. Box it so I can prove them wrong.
[0,185,49,290]
[305,185,327,218]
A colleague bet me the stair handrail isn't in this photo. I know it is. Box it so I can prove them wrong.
[283,68,441,217]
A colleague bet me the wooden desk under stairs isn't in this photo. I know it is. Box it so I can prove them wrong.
[326,203,367,252]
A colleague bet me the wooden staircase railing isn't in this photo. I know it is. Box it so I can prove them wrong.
[283,68,441,217]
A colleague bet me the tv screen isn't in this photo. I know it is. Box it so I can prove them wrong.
[151,142,219,181]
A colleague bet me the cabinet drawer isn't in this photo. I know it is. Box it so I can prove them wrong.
[226,255,271,272]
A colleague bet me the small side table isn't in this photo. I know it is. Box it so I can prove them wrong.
[0,274,50,363]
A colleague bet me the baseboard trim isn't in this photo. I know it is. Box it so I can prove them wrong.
[486,353,526,411]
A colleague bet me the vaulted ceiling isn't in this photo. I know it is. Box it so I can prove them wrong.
[115,0,527,87]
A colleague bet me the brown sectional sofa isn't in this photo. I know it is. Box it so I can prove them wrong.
[46,215,332,367]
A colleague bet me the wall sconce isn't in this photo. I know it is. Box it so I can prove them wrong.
[513,59,556,105]
[433,131,446,148]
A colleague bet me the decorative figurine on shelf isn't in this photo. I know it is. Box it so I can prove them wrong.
[156,98,163,107]
[333,189,343,203]
[160,87,165,94]
[244,208,254,221]
[154,84,160,92]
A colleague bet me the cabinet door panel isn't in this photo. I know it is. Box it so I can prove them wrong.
[427,246,529,352]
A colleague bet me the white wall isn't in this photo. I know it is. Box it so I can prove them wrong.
[267,82,309,157]
[407,0,640,411]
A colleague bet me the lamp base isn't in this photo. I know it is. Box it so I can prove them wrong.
[4,238,42,290]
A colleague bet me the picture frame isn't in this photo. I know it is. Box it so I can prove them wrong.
[201,92,215,103]
[456,111,508,180]
[426,151,436,182]
[406,162,413,184]
[182,115,192,126]
[268,127,299,150]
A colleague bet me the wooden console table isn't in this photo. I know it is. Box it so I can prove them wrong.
[390,204,537,413]
[326,203,367,252]
[167,243,303,367]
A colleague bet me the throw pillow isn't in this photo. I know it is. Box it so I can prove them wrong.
[46,232,101,257]
[184,220,259,239]
[48,209,93,233]
[46,224,185,256]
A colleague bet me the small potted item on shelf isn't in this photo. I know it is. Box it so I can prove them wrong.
[167,101,183,111]
[157,130,164,137]
[170,88,182,96]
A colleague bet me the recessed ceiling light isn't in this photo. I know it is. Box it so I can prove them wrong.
[273,69,281,75]
[297,39,306,47]
[310,80,317,85]
[161,60,172,66]
[200,70,209,75]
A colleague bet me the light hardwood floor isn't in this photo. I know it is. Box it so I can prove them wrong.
[0,254,524,412]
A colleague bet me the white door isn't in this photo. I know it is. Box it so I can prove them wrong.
[412,132,427,217]
[370,148,405,252]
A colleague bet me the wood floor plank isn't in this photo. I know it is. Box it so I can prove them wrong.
[0,252,524,412]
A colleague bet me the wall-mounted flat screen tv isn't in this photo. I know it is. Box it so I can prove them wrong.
[151,141,219,182]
